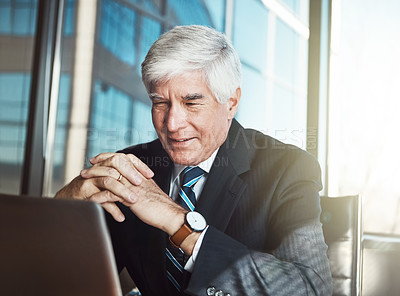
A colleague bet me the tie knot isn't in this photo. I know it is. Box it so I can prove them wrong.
[182,166,205,188]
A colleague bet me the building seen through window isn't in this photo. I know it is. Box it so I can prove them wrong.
[0,0,310,196]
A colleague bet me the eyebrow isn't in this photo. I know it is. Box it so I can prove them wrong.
[149,93,205,101]
[149,93,164,101]
[182,93,204,101]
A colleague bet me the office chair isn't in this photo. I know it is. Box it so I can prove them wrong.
[320,195,362,296]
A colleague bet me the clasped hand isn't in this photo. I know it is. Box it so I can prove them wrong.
[55,153,187,235]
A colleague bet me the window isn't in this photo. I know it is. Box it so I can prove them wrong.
[328,0,400,235]
[0,0,38,35]
[0,0,38,195]
[233,0,309,147]
[2,0,313,198]
[0,73,31,194]
[99,0,136,66]
[167,0,224,31]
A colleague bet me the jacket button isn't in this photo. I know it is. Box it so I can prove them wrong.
[207,286,216,295]
[215,290,224,296]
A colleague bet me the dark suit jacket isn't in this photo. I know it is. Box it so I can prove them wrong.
[106,119,333,296]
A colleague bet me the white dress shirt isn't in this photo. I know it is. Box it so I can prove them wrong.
[168,149,219,272]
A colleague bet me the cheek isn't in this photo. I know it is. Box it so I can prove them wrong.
[152,111,164,129]
[213,112,231,137]
[201,113,228,139]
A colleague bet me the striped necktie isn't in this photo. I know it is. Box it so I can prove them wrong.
[166,166,205,292]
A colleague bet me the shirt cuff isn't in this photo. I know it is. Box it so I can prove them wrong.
[183,225,209,272]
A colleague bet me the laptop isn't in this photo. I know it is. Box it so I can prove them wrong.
[0,193,123,296]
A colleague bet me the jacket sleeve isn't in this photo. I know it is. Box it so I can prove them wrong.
[185,151,333,296]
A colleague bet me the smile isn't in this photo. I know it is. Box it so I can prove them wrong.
[168,137,195,145]
[170,137,193,142]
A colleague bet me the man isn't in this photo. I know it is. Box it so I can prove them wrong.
[56,25,332,295]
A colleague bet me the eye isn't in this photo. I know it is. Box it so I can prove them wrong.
[183,93,204,106]
[153,100,168,105]
[152,101,169,109]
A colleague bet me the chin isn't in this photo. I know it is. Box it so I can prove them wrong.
[169,152,203,166]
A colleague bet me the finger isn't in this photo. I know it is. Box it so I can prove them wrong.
[55,175,101,201]
[126,154,154,178]
[80,166,120,180]
[74,176,103,199]
[88,189,124,204]
[90,152,117,165]
[81,165,129,187]
[92,176,137,203]
[101,202,126,222]
[91,153,154,181]
[97,154,145,186]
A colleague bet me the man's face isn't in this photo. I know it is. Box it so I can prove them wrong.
[150,72,240,165]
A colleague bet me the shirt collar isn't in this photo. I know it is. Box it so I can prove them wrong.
[171,148,219,184]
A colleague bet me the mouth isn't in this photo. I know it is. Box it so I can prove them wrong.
[168,137,195,145]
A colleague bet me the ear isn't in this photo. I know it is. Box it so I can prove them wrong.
[227,87,241,119]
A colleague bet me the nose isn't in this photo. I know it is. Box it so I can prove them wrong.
[165,103,187,132]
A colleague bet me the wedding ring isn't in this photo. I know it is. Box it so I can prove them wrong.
[117,173,123,182]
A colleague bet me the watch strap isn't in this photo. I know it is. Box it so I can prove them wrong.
[169,223,192,248]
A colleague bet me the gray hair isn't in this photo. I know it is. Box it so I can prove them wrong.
[141,25,242,104]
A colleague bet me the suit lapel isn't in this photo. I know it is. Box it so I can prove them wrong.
[196,119,251,232]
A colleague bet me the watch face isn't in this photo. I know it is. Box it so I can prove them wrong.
[186,211,207,231]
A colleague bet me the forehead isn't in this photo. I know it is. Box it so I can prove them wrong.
[152,72,210,95]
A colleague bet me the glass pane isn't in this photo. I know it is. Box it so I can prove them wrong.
[88,81,133,157]
[87,81,156,158]
[274,18,300,87]
[99,0,136,66]
[141,0,163,14]
[131,99,156,145]
[0,0,37,35]
[203,0,225,32]
[13,0,38,35]
[233,0,268,73]
[0,0,38,194]
[138,16,161,75]
[328,0,400,235]
[271,19,308,148]
[279,0,309,24]
[64,0,76,36]
[235,65,268,132]
[270,84,306,148]
[0,5,12,33]
[125,0,164,15]
[167,0,225,31]
[232,0,269,132]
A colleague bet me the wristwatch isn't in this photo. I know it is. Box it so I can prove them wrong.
[169,211,207,248]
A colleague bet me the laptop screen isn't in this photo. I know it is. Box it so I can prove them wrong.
[0,193,122,296]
